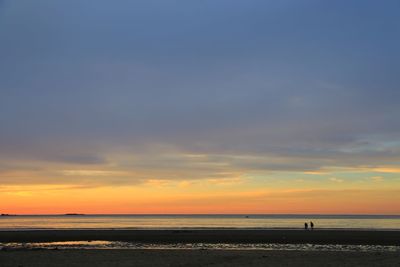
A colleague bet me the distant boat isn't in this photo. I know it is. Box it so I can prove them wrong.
[64,213,85,216]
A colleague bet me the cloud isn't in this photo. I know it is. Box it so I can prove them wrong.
[0,184,98,193]
[61,170,126,177]
[0,1,399,187]
[371,167,400,173]
[329,177,344,183]
[207,177,244,186]
[371,176,384,182]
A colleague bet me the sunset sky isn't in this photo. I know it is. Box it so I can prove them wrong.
[0,0,399,214]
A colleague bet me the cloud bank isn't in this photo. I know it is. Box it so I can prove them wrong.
[0,0,399,186]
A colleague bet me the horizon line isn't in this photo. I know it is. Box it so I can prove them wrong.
[2,213,400,216]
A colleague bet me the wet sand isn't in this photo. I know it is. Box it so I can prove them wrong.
[1,230,399,266]
[1,249,399,267]
[1,229,400,245]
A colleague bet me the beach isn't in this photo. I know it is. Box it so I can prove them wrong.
[1,229,400,266]
[1,229,400,245]
[1,249,399,267]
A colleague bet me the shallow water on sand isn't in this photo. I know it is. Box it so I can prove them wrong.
[1,241,399,252]
[1,215,400,230]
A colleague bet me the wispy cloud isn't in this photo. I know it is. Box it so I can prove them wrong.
[371,176,384,182]
[329,177,344,183]
[61,170,127,176]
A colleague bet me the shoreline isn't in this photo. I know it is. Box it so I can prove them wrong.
[1,227,399,230]
[1,229,400,245]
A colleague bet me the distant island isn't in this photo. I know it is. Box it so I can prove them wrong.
[64,213,85,216]
[1,214,17,216]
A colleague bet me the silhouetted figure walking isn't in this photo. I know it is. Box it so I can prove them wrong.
[304,222,308,230]
[310,221,314,230]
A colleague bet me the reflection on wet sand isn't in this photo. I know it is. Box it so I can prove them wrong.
[1,241,400,252]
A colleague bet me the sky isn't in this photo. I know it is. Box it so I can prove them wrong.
[0,0,399,214]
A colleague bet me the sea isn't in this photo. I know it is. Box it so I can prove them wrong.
[1,214,399,230]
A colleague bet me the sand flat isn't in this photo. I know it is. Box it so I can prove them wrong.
[1,230,399,266]
[1,229,400,245]
[1,249,399,267]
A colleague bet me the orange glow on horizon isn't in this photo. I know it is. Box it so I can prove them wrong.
[1,185,399,215]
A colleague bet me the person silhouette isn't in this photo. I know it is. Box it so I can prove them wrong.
[304,222,308,230]
[310,221,314,230]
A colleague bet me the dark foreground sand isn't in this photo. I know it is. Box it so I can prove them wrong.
[1,229,400,245]
[1,249,399,267]
[1,230,399,266]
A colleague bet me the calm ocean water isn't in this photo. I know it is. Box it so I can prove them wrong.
[1,215,399,230]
